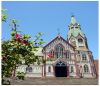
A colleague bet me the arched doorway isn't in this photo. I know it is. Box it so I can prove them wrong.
[55,61,67,77]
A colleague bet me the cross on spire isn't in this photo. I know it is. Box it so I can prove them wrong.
[57,28,60,36]
[71,12,74,17]
[71,15,77,24]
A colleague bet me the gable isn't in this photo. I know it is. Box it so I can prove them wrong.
[76,33,85,40]
[43,35,75,51]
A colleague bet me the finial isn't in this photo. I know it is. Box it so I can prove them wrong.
[71,12,75,17]
[71,15,74,17]
[70,13,77,24]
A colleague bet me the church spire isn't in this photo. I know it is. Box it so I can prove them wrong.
[57,28,60,37]
[67,16,88,50]
[71,15,77,25]
[67,16,85,39]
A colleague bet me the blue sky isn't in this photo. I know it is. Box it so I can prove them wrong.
[2,1,98,59]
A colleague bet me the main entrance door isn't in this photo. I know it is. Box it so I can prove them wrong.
[55,61,67,77]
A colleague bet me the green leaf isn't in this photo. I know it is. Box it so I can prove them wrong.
[38,32,43,36]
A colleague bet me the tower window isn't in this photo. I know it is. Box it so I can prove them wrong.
[84,65,89,73]
[82,53,87,61]
[78,38,83,43]
[71,27,74,29]
[75,27,79,28]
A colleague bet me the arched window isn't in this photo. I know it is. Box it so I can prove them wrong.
[78,38,83,43]
[71,66,74,73]
[48,66,51,72]
[84,65,89,73]
[26,66,32,73]
[71,27,74,29]
[55,44,64,58]
[82,53,87,60]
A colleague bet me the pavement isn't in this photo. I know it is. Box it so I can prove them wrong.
[10,77,98,85]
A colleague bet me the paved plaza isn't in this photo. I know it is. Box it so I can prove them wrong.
[10,77,98,85]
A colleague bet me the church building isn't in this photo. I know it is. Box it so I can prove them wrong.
[16,16,97,78]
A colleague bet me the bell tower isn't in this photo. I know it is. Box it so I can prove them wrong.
[67,15,88,51]
[67,16,97,78]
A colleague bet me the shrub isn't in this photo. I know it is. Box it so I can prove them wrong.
[17,72,25,80]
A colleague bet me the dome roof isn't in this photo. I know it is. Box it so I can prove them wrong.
[68,28,85,39]
[68,15,85,39]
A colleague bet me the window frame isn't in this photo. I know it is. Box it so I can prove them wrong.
[71,66,74,73]
[55,44,64,58]
[84,65,89,73]
[78,38,83,43]
[82,53,87,61]
[48,66,51,72]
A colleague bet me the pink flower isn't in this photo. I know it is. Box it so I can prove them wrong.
[15,33,22,39]
[16,38,22,43]
[21,40,28,44]
[48,53,53,58]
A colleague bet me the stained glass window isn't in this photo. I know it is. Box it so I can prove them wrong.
[55,44,64,58]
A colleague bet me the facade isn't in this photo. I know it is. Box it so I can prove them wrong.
[16,16,97,78]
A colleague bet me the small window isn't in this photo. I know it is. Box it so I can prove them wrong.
[48,66,51,72]
[78,38,83,43]
[71,27,74,29]
[78,51,80,54]
[84,65,89,73]
[71,66,74,73]
[82,53,87,60]
[75,27,79,28]
[66,51,71,59]
[26,66,32,73]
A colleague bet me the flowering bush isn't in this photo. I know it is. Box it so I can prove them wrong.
[2,19,45,84]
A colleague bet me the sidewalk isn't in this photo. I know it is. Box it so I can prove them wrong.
[10,77,98,85]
